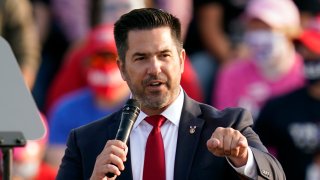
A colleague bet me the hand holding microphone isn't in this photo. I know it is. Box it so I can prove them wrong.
[90,99,140,180]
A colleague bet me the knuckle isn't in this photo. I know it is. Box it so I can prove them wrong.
[110,144,115,149]
[232,130,240,137]
[225,127,233,133]
[217,127,224,131]
[106,140,113,146]
[107,153,114,160]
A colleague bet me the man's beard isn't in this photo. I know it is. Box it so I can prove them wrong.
[138,88,171,109]
[125,73,179,110]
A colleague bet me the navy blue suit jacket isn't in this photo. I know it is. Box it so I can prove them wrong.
[57,94,285,180]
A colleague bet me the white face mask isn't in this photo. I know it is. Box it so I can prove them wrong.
[13,161,39,178]
[244,30,288,68]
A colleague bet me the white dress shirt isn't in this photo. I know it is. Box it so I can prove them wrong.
[129,88,257,180]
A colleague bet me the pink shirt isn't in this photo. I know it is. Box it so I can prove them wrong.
[213,54,305,119]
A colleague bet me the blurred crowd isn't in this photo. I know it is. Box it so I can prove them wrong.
[1,0,320,179]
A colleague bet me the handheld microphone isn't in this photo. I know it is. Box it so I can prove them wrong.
[106,98,140,178]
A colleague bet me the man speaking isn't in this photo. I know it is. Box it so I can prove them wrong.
[56,8,285,180]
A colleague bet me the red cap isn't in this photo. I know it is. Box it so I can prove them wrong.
[83,24,117,57]
[299,16,320,55]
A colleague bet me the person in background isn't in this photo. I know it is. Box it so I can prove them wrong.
[57,8,285,180]
[254,15,320,180]
[183,0,249,104]
[45,24,131,169]
[0,0,41,89]
[213,0,305,119]
[44,24,119,112]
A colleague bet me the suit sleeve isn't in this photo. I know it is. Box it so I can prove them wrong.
[56,129,84,180]
[235,109,286,180]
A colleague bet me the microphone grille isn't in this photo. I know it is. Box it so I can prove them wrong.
[124,99,140,110]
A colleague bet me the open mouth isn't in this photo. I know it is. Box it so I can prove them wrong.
[146,81,166,90]
[150,82,162,86]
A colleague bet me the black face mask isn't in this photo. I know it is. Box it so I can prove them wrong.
[304,59,320,85]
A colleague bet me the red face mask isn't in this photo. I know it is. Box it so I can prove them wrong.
[86,63,125,99]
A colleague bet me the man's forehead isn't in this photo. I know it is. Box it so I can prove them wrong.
[127,28,175,49]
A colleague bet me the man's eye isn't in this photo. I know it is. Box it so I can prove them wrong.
[135,57,145,61]
[161,54,170,58]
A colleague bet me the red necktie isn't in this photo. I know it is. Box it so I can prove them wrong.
[143,115,167,180]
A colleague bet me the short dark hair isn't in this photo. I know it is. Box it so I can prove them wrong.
[114,8,182,62]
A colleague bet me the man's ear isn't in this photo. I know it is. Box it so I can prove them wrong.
[180,49,186,74]
[117,59,127,81]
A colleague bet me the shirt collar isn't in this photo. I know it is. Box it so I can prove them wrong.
[133,87,184,129]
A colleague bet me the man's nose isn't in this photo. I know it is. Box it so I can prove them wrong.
[147,57,162,75]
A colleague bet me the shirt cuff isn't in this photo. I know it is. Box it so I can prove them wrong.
[226,147,257,179]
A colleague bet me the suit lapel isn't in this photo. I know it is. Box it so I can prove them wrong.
[174,95,205,180]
